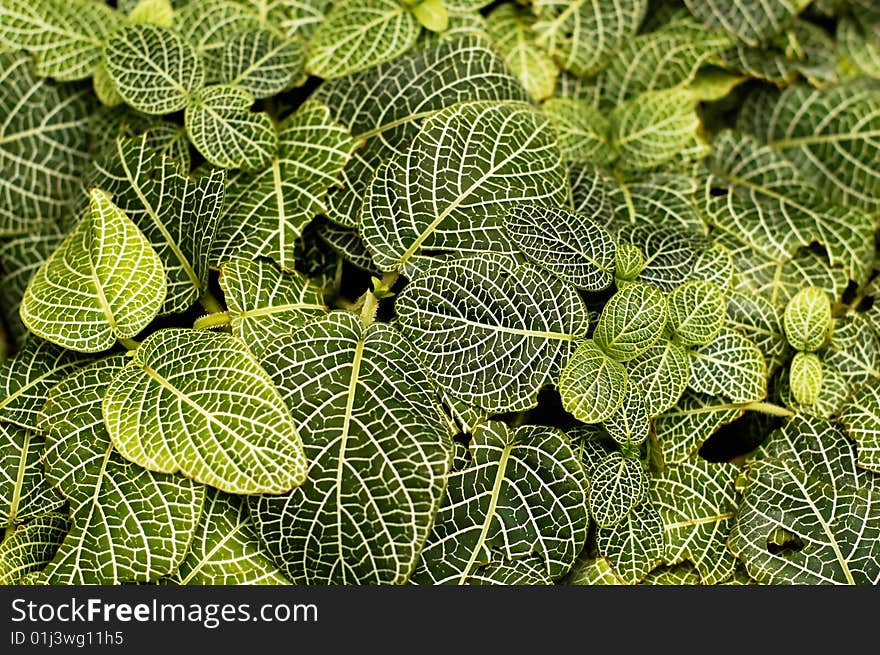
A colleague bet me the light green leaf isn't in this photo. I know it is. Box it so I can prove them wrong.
[362,102,568,273]
[103,328,308,495]
[212,100,358,270]
[595,500,664,583]
[486,4,557,102]
[783,287,832,352]
[542,98,615,165]
[615,243,644,283]
[839,16,880,79]
[839,382,880,474]
[790,352,823,406]
[683,0,807,47]
[503,204,616,291]
[559,339,628,424]
[0,54,92,237]
[220,28,305,98]
[651,458,740,584]
[128,0,174,27]
[175,0,262,77]
[411,0,447,32]
[92,61,124,108]
[185,84,278,171]
[166,490,290,585]
[667,280,727,347]
[218,259,326,356]
[0,513,68,584]
[532,0,648,76]
[251,312,452,583]
[688,328,767,403]
[315,37,528,227]
[729,416,880,584]
[21,189,166,353]
[654,391,744,466]
[601,382,649,449]
[0,0,124,80]
[588,453,647,528]
[305,0,420,79]
[594,283,668,362]
[396,253,590,413]
[411,423,588,583]
[625,339,690,417]
[1,424,66,530]
[92,135,226,315]
[40,356,204,584]
[104,24,205,115]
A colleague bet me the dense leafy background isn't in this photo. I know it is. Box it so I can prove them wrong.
[0,0,878,586]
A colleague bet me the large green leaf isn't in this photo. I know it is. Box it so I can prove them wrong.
[315,36,528,227]
[185,84,278,171]
[559,339,628,424]
[0,0,124,80]
[104,24,206,115]
[0,54,92,237]
[651,458,740,584]
[625,339,690,416]
[839,382,880,474]
[166,490,289,585]
[486,3,557,102]
[362,102,568,273]
[532,0,648,76]
[21,189,166,353]
[594,283,668,362]
[92,135,226,314]
[504,205,616,291]
[411,423,588,583]
[588,453,646,528]
[1,424,66,530]
[103,328,308,495]
[40,357,204,584]
[601,381,649,449]
[595,500,664,584]
[653,391,744,466]
[0,513,68,584]
[212,100,358,270]
[305,0,420,79]
[683,0,808,47]
[251,312,451,584]
[220,28,305,98]
[396,253,590,413]
[217,259,326,356]
[729,416,880,584]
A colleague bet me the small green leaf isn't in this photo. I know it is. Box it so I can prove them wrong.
[103,328,308,495]
[588,452,647,528]
[790,352,823,406]
[220,29,306,99]
[128,0,174,26]
[175,0,262,78]
[615,243,644,282]
[688,329,766,403]
[559,339,628,424]
[21,189,166,353]
[411,0,448,33]
[601,382,649,449]
[667,280,727,347]
[625,339,690,417]
[783,286,832,352]
[594,283,668,362]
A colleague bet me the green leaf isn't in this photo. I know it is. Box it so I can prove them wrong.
[595,501,664,583]
[730,416,880,584]
[588,453,647,528]
[174,0,262,77]
[688,329,767,403]
[839,382,880,474]
[542,98,615,165]
[217,259,326,356]
[615,243,644,282]
[220,28,305,98]
[316,221,378,272]
[212,100,358,270]
[654,391,744,466]
[725,290,788,375]
[128,0,174,27]
[0,336,92,430]
[166,490,290,585]
[651,458,740,584]
[411,0,448,33]
[839,16,880,79]
[532,0,648,76]
[667,280,727,347]
[790,352,823,406]
[594,283,668,362]
[504,204,616,291]
[315,36,528,227]
[486,4,557,102]
[21,189,167,353]
[683,0,807,47]
[0,0,125,80]
[104,24,205,115]
[601,382,649,449]
[305,0,420,79]
[411,423,588,583]
[40,356,204,584]
[559,339,628,424]
[617,224,702,291]
[1,424,66,530]
[625,339,690,417]
[251,312,452,583]
[185,84,278,171]
[92,135,226,314]
[0,54,93,237]
[607,174,706,234]
[0,513,68,584]
[396,253,591,412]
[783,287,832,352]
[103,328,308,495]
[361,102,568,273]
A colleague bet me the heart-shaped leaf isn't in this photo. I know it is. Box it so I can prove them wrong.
[595,501,664,583]
[594,283,668,362]
[559,339,628,424]
[784,287,832,352]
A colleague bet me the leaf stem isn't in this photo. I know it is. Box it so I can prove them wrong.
[194,311,232,330]
[737,401,795,418]
[199,289,225,314]
[119,337,140,351]
[360,291,379,327]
